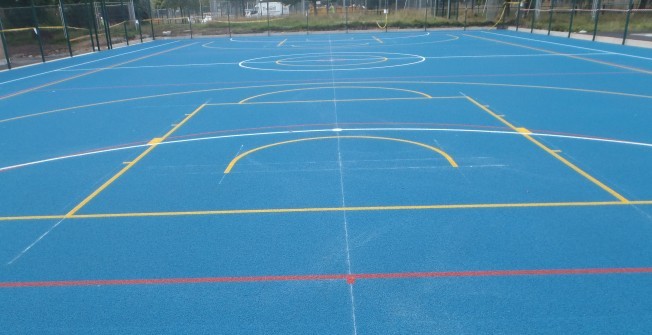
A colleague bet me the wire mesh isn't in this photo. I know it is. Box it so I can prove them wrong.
[1,0,650,70]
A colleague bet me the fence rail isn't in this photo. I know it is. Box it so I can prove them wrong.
[1,0,650,70]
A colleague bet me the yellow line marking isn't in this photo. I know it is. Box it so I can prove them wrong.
[160,104,207,139]
[224,135,457,174]
[277,38,287,47]
[515,127,531,134]
[239,86,432,104]
[463,34,652,76]
[465,95,629,203]
[373,36,383,44]
[64,103,207,217]
[2,200,652,221]
[0,43,196,101]
[148,138,164,145]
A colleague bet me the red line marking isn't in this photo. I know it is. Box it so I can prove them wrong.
[2,267,651,289]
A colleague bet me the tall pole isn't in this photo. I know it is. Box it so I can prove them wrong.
[227,3,232,38]
[515,0,521,31]
[529,1,536,33]
[591,0,601,41]
[622,0,634,45]
[568,0,576,38]
[120,0,130,45]
[148,0,156,40]
[267,1,271,36]
[189,7,193,38]
[424,0,428,31]
[99,0,112,49]
[463,3,468,30]
[30,0,46,63]
[547,0,553,35]
[59,0,74,57]
[88,0,100,50]
[345,0,348,33]
[0,14,12,69]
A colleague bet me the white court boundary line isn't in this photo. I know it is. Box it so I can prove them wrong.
[239,52,426,71]
[201,33,456,50]
[55,52,621,72]
[480,31,652,61]
[2,127,652,173]
[0,41,182,86]
[2,80,652,124]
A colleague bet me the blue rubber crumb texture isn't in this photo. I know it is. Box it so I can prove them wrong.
[1,30,652,334]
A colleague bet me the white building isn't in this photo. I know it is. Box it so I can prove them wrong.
[247,1,291,17]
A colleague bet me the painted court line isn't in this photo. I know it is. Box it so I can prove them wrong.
[3,80,651,124]
[2,267,652,288]
[0,40,180,86]
[2,200,652,222]
[3,126,652,174]
[55,62,239,71]
[64,103,208,218]
[237,86,432,104]
[424,52,614,60]
[464,33,652,75]
[0,42,196,100]
[223,135,458,173]
[464,94,630,203]
[481,31,652,61]
[6,218,66,265]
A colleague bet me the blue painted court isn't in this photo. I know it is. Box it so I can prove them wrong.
[1,30,652,333]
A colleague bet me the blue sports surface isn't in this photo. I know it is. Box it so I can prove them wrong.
[1,29,652,333]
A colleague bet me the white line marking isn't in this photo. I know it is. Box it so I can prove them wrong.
[7,218,66,265]
[2,127,652,173]
[424,52,614,60]
[327,35,358,335]
[0,41,181,86]
[219,145,244,185]
[57,62,239,71]
[480,31,652,61]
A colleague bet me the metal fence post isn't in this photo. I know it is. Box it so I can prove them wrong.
[59,0,74,57]
[547,0,553,35]
[189,9,193,38]
[91,0,102,49]
[147,0,155,40]
[30,0,46,63]
[0,14,12,69]
[622,0,634,45]
[591,0,601,41]
[424,0,429,31]
[227,4,232,38]
[137,11,143,42]
[120,0,129,45]
[87,0,98,50]
[515,1,521,31]
[568,0,576,38]
[464,3,468,30]
[530,4,536,33]
[100,0,112,49]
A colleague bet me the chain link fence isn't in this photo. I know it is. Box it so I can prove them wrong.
[1,0,650,70]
